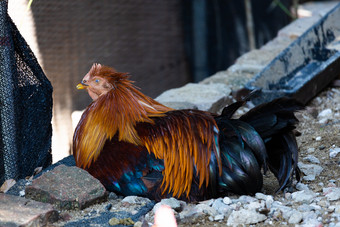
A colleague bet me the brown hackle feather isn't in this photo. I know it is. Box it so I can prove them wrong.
[137,110,222,197]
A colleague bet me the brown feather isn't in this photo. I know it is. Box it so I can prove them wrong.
[136,110,221,197]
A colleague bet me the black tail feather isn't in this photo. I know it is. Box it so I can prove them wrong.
[265,132,300,192]
[216,97,303,195]
[240,98,303,138]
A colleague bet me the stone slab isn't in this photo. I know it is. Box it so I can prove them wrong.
[0,193,58,227]
[156,83,231,113]
[25,164,107,210]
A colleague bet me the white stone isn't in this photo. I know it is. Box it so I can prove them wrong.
[214,214,224,221]
[330,147,340,158]
[307,147,315,153]
[121,196,151,205]
[291,190,317,203]
[237,195,257,204]
[288,211,303,224]
[298,162,323,176]
[296,182,310,191]
[178,204,199,220]
[285,192,292,200]
[255,192,267,200]
[303,155,320,164]
[247,201,264,211]
[227,209,267,226]
[155,83,231,112]
[19,190,25,197]
[303,175,316,181]
[154,197,184,212]
[315,136,322,141]
[318,108,332,119]
[212,198,230,214]
[318,118,328,124]
[265,196,274,209]
[199,199,214,206]
[222,197,232,205]
[195,203,218,217]
[309,203,322,211]
[323,187,340,201]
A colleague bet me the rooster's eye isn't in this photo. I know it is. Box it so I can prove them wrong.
[95,79,100,83]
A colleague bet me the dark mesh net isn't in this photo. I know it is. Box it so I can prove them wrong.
[0,1,52,184]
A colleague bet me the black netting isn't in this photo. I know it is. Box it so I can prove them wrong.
[0,1,52,184]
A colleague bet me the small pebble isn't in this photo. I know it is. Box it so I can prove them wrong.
[255,193,267,201]
[19,190,25,197]
[285,192,292,200]
[214,214,224,221]
[223,197,232,205]
[315,136,322,141]
[318,109,333,119]
[108,192,118,200]
[307,147,316,153]
[329,147,340,158]
[105,203,112,211]
[319,145,326,150]
[303,155,320,164]
[265,196,274,209]
[296,182,309,191]
[288,211,303,224]
[109,218,120,226]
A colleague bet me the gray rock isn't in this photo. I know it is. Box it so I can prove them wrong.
[301,211,319,224]
[255,192,268,200]
[329,147,340,158]
[195,203,219,217]
[296,182,310,191]
[288,210,303,224]
[0,194,59,226]
[323,187,340,201]
[303,175,316,181]
[291,190,317,203]
[265,195,274,209]
[178,204,199,220]
[227,208,267,225]
[155,83,231,112]
[303,155,320,164]
[298,162,323,176]
[246,201,265,211]
[122,196,151,205]
[271,203,293,220]
[212,198,230,214]
[214,214,225,221]
[318,108,333,119]
[309,203,322,211]
[25,165,107,210]
[199,199,214,206]
[298,204,314,212]
[237,195,257,204]
[153,197,185,213]
[307,147,316,153]
[108,192,118,200]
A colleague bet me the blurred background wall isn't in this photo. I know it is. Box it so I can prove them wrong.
[8,0,294,162]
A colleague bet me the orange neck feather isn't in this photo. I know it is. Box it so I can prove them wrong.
[73,79,172,168]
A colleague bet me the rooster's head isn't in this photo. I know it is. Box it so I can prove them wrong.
[77,63,129,101]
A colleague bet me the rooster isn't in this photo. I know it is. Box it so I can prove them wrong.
[73,63,303,201]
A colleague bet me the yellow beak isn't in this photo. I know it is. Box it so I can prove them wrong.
[76,83,88,90]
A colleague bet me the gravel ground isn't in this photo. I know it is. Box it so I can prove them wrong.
[53,86,340,227]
